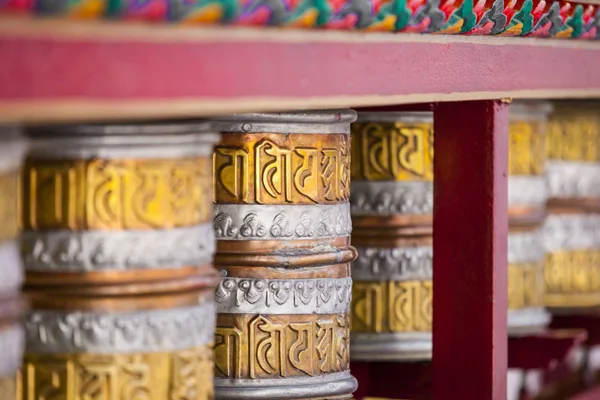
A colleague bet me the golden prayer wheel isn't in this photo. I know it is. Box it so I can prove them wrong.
[349,102,551,362]
[211,111,358,399]
[18,122,220,399]
[0,128,27,397]
[544,101,600,310]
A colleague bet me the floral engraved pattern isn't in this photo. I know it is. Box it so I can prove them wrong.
[351,181,433,216]
[353,246,433,281]
[214,277,352,314]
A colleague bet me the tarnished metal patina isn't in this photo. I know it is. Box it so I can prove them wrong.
[0,128,27,397]
[349,103,551,361]
[544,101,600,309]
[18,122,220,399]
[211,111,358,400]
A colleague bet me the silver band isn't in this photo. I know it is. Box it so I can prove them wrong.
[350,332,432,361]
[508,175,548,208]
[509,101,553,121]
[25,303,215,354]
[544,213,600,252]
[356,111,432,124]
[27,123,219,160]
[352,246,432,282]
[0,241,23,293]
[507,307,551,335]
[0,324,23,377]
[210,110,356,135]
[215,276,351,314]
[22,224,215,272]
[214,371,357,400]
[351,180,433,216]
[547,160,600,199]
[214,204,351,241]
[0,133,27,173]
[508,229,544,264]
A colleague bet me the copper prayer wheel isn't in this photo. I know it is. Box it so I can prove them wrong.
[544,101,600,311]
[211,111,358,399]
[17,122,220,399]
[0,128,27,397]
[349,102,551,362]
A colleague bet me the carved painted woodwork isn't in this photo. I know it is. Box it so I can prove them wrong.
[349,102,551,362]
[16,122,220,400]
[211,111,358,400]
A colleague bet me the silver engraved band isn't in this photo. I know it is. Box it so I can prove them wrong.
[351,180,433,216]
[22,223,215,272]
[27,124,220,160]
[356,111,432,124]
[352,246,432,282]
[214,371,357,399]
[508,229,544,264]
[547,160,600,199]
[214,204,351,240]
[544,214,600,252]
[350,332,432,361]
[507,308,551,334]
[508,175,548,208]
[25,303,215,354]
[215,276,352,314]
[210,110,357,135]
[0,324,24,377]
[0,241,23,293]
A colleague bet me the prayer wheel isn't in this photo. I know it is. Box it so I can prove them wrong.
[349,102,551,362]
[544,101,600,311]
[0,128,27,397]
[18,122,220,399]
[211,111,358,399]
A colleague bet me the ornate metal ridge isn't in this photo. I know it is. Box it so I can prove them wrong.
[352,246,432,281]
[351,181,433,216]
[21,224,215,272]
[544,214,600,252]
[214,204,352,240]
[215,276,352,314]
[24,303,216,354]
[508,175,548,208]
[547,160,600,199]
[508,229,545,264]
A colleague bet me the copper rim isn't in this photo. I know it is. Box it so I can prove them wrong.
[216,238,350,254]
[352,235,432,248]
[215,247,357,268]
[352,215,432,229]
[547,198,600,214]
[220,263,351,279]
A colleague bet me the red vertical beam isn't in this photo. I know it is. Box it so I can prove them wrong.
[433,100,509,400]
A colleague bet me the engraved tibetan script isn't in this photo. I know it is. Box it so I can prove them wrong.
[21,157,212,231]
[214,133,350,205]
[351,122,434,181]
[214,314,350,379]
[509,120,546,176]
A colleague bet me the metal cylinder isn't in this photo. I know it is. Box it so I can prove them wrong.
[544,101,600,310]
[349,103,551,362]
[211,110,358,400]
[0,128,27,397]
[18,122,220,399]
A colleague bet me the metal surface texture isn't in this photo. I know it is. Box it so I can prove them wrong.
[350,103,549,363]
[544,102,600,310]
[18,121,220,399]
[212,110,357,400]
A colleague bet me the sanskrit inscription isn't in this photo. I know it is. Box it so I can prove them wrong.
[19,346,213,400]
[214,133,350,205]
[351,122,433,181]
[507,263,544,309]
[548,114,600,162]
[214,313,350,379]
[0,170,18,244]
[509,120,546,175]
[21,157,212,231]
[545,250,600,296]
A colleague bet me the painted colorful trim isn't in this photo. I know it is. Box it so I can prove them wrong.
[1,0,599,39]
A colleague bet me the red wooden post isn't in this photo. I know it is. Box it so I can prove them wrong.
[433,100,509,400]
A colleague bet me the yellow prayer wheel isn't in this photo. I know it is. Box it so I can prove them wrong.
[544,102,600,310]
[17,122,220,399]
[349,102,551,362]
[211,111,358,400]
[0,128,27,397]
